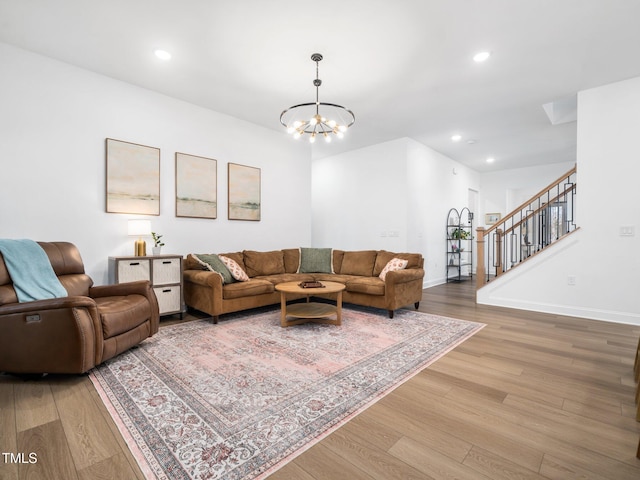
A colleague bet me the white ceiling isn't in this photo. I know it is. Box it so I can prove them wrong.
[2,0,640,172]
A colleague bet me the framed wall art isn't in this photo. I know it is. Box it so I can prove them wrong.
[106,138,160,215]
[485,212,501,225]
[228,162,261,221]
[175,152,217,219]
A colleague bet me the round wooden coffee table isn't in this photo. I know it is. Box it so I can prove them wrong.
[275,281,346,327]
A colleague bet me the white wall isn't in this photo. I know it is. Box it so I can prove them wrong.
[477,76,640,325]
[312,138,480,287]
[0,43,312,284]
[312,138,408,251]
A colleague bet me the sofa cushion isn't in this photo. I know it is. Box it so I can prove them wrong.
[191,253,235,284]
[373,250,396,276]
[222,279,274,300]
[282,248,301,274]
[313,273,363,285]
[95,294,151,339]
[345,277,385,296]
[332,250,345,273]
[243,250,285,277]
[219,255,249,281]
[256,273,315,285]
[298,248,334,273]
[339,250,377,277]
[395,252,423,269]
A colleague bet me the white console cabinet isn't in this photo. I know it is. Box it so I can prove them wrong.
[108,255,184,317]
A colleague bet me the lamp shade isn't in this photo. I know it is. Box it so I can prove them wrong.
[127,220,151,237]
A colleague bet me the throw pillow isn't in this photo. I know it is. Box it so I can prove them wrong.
[192,254,235,284]
[379,258,409,281]
[298,247,334,273]
[219,255,249,281]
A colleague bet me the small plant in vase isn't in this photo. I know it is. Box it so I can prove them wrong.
[450,228,471,240]
[151,232,165,255]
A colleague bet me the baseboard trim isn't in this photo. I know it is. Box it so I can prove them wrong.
[476,296,640,326]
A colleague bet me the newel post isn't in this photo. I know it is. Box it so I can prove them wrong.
[476,227,486,289]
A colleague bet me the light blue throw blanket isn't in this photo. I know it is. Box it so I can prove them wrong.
[0,239,68,302]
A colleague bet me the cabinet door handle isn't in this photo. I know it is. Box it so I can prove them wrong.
[129,262,140,266]
[162,289,171,293]
[162,261,171,264]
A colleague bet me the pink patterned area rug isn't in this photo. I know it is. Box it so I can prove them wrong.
[90,307,484,480]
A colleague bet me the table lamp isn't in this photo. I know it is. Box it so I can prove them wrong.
[127,220,151,256]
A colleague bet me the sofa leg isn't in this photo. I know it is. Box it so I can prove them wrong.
[213,316,219,324]
[388,310,394,319]
[415,302,420,309]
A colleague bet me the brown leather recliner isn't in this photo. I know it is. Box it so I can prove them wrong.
[0,241,159,374]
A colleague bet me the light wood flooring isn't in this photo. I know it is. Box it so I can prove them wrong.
[1,281,639,479]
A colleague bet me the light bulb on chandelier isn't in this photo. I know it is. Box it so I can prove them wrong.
[280,53,355,143]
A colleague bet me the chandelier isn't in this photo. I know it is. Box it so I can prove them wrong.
[280,53,355,143]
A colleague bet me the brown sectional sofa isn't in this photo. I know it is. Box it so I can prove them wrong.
[183,248,425,322]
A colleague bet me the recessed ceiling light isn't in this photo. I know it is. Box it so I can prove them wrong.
[486,157,495,163]
[451,134,462,142]
[473,51,491,63]
[154,49,172,61]
[466,139,476,144]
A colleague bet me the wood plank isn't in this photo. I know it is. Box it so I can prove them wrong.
[381,389,546,472]
[16,420,78,480]
[0,380,18,480]
[14,380,58,432]
[561,398,634,430]
[362,401,474,463]
[269,442,377,480]
[77,452,141,480]
[447,350,525,376]
[337,412,404,452]
[540,452,639,480]
[388,435,493,479]
[321,424,429,480]
[267,459,317,480]
[462,445,549,480]
[50,377,122,471]
[428,358,566,408]
[502,394,639,464]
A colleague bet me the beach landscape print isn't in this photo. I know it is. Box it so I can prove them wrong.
[228,162,261,221]
[175,153,217,219]
[106,138,160,215]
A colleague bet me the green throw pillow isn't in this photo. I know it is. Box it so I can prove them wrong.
[193,253,235,284]
[298,248,333,273]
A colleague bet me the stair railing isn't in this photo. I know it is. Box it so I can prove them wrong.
[476,165,577,288]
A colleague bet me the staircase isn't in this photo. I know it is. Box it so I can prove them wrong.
[476,165,577,288]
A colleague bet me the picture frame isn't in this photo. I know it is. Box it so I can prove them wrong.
[485,212,501,225]
[228,162,261,221]
[106,138,160,215]
[175,152,217,219]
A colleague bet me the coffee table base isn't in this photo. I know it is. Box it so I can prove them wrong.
[281,301,341,327]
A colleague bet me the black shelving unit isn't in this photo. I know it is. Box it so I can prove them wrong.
[446,207,473,283]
